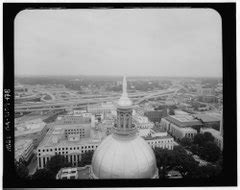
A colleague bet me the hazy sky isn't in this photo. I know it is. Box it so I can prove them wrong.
[15,8,222,77]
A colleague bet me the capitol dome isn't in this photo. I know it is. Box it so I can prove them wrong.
[91,76,158,179]
[91,134,157,178]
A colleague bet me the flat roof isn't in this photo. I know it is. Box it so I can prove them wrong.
[143,134,173,140]
[38,125,102,148]
[164,115,203,128]
[15,122,46,137]
[194,114,220,123]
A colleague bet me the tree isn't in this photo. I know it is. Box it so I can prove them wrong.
[203,132,214,142]
[154,148,176,178]
[79,151,94,167]
[193,134,205,146]
[32,168,55,179]
[172,146,199,178]
[15,159,29,179]
[192,164,222,178]
[199,141,221,162]
[46,155,71,175]
[189,144,199,154]
[180,137,192,147]
[154,146,199,178]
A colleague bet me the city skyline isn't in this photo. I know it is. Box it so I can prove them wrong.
[15,8,222,77]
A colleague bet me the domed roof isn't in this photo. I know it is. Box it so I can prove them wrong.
[91,134,158,179]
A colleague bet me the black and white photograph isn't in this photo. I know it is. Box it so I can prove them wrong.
[3,2,237,188]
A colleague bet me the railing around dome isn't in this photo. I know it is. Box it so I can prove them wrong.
[113,123,137,136]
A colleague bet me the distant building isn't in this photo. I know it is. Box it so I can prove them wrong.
[161,115,202,140]
[144,110,168,123]
[15,119,48,148]
[15,139,34,163]
[56,114,92,125]
[198,95,218,103]
[197,87,214,96]
[87,102,115,114]
[197,87,218,103]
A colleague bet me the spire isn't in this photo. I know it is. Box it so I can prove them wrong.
[122,75,127,96]
[117,76,132,107]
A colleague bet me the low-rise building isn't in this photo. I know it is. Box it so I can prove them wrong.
[15,139,34,163]
[132,113,154,129]
[160,115,202,140]
[143,135,174,150]
[139,126,174,150]
[37,124,103,169]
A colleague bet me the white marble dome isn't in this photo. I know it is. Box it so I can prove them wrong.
[91,134,158,179]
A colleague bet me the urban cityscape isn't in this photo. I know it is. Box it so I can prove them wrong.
[15,75,223,179]
[14,9,223,180]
